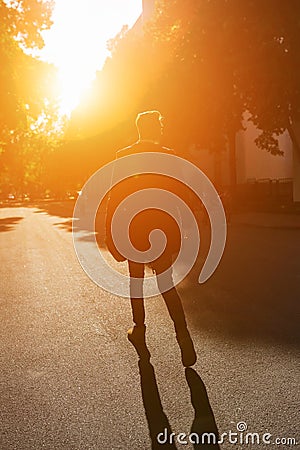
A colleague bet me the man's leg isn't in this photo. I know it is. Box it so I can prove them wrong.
[154,259,187,332]
[154,259,196,367]
[128,260,145,326]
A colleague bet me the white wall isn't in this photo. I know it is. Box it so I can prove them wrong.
[236,120,293,183]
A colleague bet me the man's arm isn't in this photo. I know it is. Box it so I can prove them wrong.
[104,155,126,262]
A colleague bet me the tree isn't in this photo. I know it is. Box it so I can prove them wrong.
[0,0,54,132]
[0,0,61,194]
[150,0,300,156]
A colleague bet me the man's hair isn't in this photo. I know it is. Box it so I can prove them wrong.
[136,110,163,140]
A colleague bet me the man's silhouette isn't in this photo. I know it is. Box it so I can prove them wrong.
[105,110,196,367]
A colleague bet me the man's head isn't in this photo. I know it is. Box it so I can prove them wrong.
[136,110,164,143]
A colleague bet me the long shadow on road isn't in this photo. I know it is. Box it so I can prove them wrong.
[132,339,220,450]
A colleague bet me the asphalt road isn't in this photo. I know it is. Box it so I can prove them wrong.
[0,203,299,450]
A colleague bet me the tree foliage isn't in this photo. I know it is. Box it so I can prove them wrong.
[0,0,54,130]
[0,0,61,194]
[150,0,300,154]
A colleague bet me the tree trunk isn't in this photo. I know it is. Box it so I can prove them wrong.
[213,149,222,188]
[228,129,237,192]
[287,121,300,157]
[287,119,300,202]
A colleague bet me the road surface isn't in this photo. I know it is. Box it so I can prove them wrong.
[0,203,299,449]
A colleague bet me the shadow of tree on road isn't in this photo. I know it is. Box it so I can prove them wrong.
[0,217,23,232]
[33,201,107,244]
[33,200,75,219]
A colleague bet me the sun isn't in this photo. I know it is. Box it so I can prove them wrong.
[40,0,142,116]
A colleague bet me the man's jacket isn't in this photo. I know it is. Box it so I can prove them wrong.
[104,141,186,266]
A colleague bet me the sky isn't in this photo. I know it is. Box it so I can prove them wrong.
[40,0,142,114]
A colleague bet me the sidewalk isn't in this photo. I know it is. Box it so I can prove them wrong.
[231,211,300,229]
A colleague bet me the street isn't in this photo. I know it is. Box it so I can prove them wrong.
[0,203,299,450]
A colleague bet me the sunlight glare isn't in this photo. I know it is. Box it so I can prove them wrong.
[40,0,142,116]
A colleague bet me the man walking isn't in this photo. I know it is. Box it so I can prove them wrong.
[105,111,196,367]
